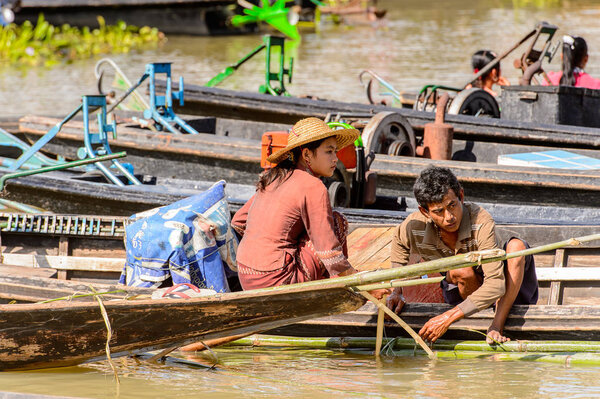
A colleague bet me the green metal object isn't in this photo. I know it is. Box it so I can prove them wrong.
[0,151,127,191]
[206,35,293,96]
[206,42,267,87]
[327,121,363,147]
[259,35,293,96]
[231,0,300,41]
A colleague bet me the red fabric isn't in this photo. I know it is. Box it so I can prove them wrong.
[543,71,600,89]
[237,211,349,290]
[232,168,352,290]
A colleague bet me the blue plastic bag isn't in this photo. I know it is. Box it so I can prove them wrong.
[119,181,237,292]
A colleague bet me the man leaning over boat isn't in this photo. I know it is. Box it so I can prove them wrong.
[387,166,538,344]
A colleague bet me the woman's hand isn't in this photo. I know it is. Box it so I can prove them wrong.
[368,288,391,300]
[497,76,510,86]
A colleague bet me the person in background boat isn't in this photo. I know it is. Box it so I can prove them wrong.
[467,50,510,97]
[386,166,538,344]
[543,35,600,89]
[232,117,388,299]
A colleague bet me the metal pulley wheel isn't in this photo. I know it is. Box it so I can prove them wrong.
[447,88,500,118]
[361,112,416,156]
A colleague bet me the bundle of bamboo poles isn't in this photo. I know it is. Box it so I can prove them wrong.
[227,335,600,366]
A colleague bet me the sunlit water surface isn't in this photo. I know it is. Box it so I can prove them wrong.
[1,347,600,398]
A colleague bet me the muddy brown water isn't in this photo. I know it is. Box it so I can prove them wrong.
[2,1,600,397]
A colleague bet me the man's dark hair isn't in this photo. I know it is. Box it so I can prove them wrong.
[413,166,462,209]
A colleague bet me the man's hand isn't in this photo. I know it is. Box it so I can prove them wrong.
[486,326,510,344]
[385,288,405,318]
[419,306,464,343]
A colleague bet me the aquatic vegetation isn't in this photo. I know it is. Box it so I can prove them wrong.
[0,14,165,67]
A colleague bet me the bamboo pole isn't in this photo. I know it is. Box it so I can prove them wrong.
[374,294,386,356]
[229,335,600,354]
[360,291,435,359]
[240,232,600,296]
[354,276,444,292]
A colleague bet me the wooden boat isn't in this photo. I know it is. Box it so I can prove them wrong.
[15,114,600,209]
[0,266,364,371]
[159,83,600,152]
[2,211,600,344]
[10,0,246,36]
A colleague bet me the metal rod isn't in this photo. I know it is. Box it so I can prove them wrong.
[0,152,127,191]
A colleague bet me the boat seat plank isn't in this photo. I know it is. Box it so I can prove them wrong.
[536,267,600,281]
[1,253,124,272]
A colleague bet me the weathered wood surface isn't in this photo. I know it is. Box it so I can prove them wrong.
[17,115,600,208]
[0,284,364,370]
[19,115,264,185]
[269,302,600,341]
[19,0,233,6]
[0,266,149,303]
[15,1,238,36]
[164,83,600,149]
[370,155,600,207]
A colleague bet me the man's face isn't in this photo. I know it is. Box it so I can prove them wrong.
[419,189,464,233]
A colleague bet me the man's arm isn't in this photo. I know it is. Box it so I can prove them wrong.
[387,222,412,313]
[457,219,505,317]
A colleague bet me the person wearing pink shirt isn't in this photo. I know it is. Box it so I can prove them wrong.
[543,35,600,90]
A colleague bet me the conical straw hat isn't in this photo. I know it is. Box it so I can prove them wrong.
[266,117,359,164]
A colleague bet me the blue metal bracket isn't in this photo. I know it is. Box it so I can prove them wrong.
[0,127,65,170]
[8,95,141,186]
[142,63,199,135]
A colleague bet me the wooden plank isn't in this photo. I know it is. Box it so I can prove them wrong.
[537,267,600,281]
[271,302,600,341]
[347,226,391,253]
[548,249,565,305]
[1,253,124,272]
[0,265,57,279]
[348,227,394,270]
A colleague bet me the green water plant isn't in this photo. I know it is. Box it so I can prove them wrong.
[0,14,165,67]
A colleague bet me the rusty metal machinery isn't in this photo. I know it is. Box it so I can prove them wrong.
[360,112,416,156]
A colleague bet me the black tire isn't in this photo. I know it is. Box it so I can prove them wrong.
[447,88,500,118]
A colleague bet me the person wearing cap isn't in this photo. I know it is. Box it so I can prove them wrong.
[543,35,600,89]
[232,117,388,298]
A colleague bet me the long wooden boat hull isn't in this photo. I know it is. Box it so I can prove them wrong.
[0,279,364,370]
[13,0,243,36]
[269,302,600,341]
[16,116,600,209]
[163,83,600,150]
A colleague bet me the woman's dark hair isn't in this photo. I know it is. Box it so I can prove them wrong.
[257,137,326,191]
[560,36,588,86]
[413,166,463,210]
[471,50,499,88]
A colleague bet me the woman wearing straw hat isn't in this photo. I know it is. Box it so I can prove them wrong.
[232,117,387,297]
